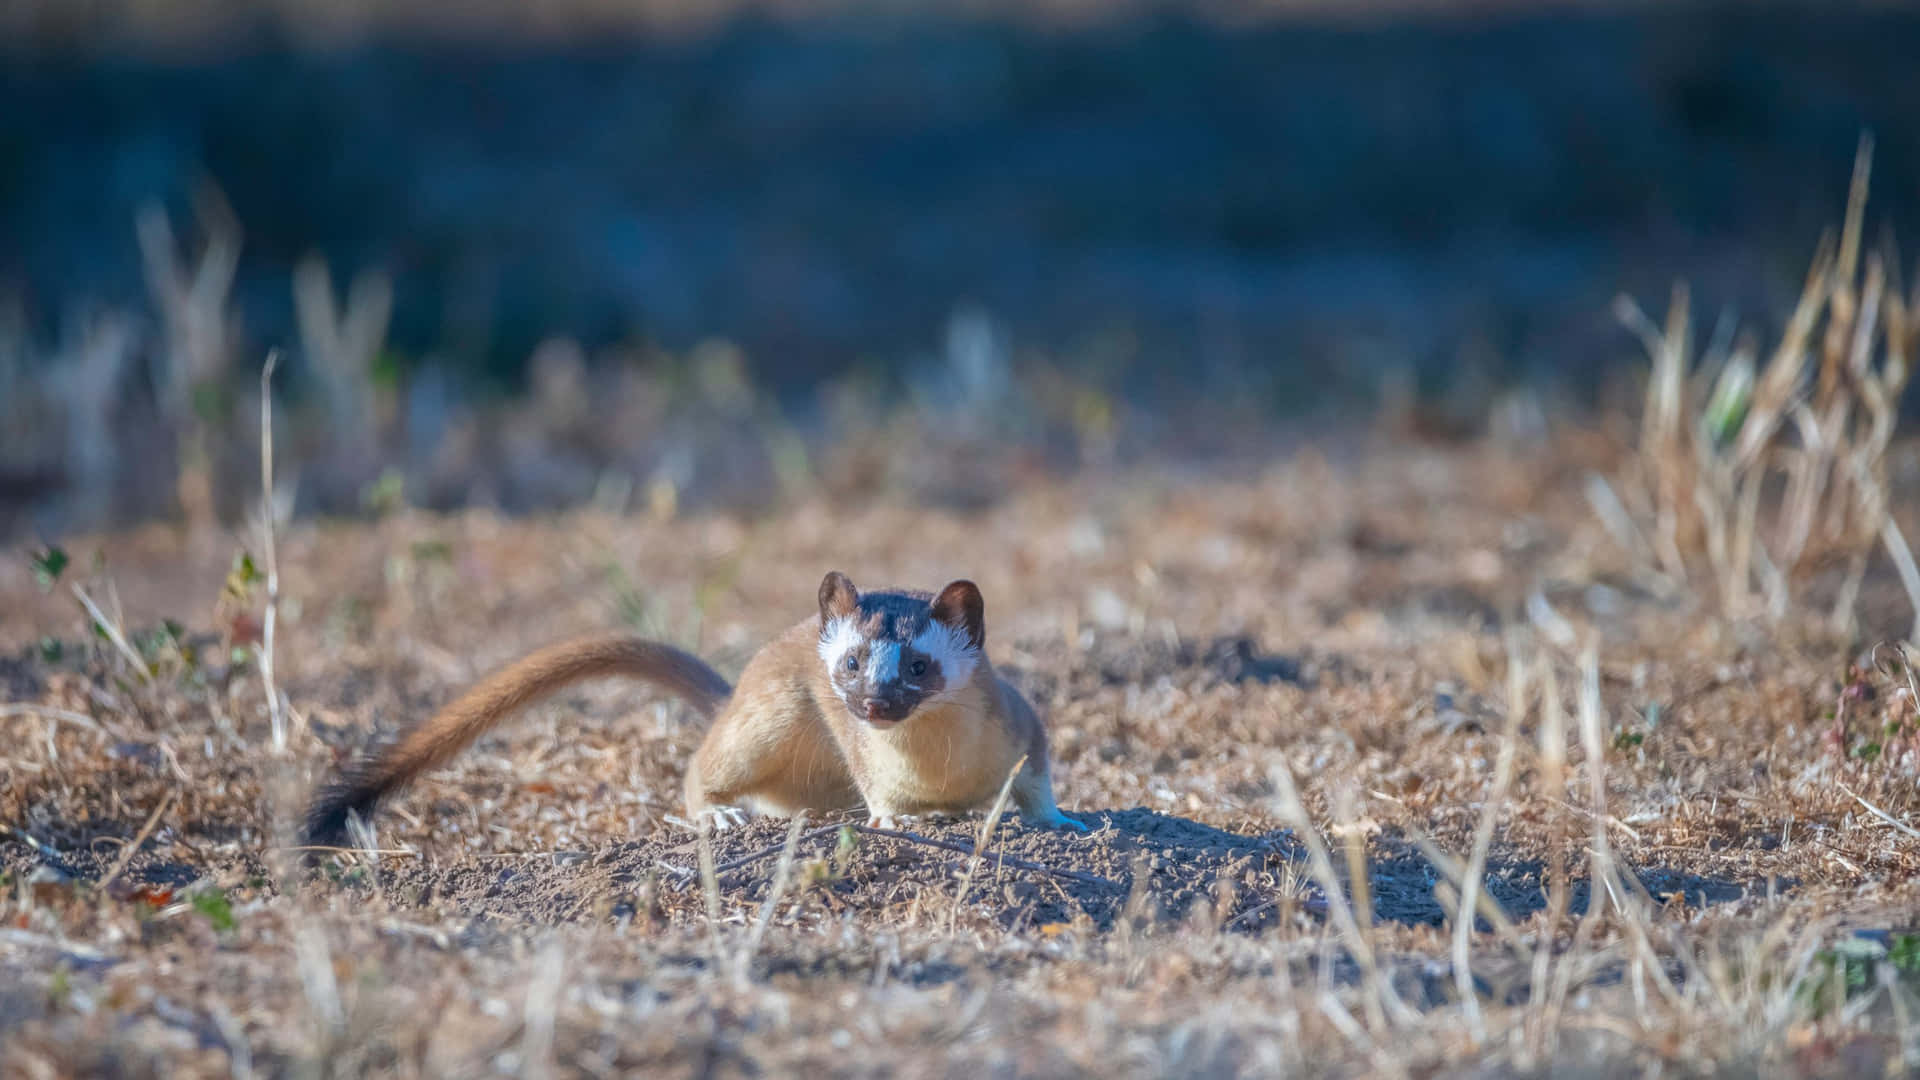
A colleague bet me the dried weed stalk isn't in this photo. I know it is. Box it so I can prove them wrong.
[293,255,392,453]
[1451,633,1527,1041]
[137,194,240,535]
[258,350,288,754]
[521,940,566,1080]
[1524,652,1573,1064]
[740,812,809,983]
[95,789,175,896]
[697,815,725,963]
[949,755,1025,934]
[71,583,152,685]
[1269,736,1416,1031]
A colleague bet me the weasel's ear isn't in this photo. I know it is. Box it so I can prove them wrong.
[930,580,985,649]
[819,571,859,623]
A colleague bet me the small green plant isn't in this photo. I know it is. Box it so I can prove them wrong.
[370,347,405,392]
[410,539,453,564]
[1892,934,1920,975]
[361,467,407,516]
[190,887,236,933]
[1798,934,1920,1016]
[832,824,859,880]
[46,966,70,1007]
[222,551,262,607]
[30,546,69,591]
[604,562,653,633]
[132,619,185,663]
[190,380,229,426]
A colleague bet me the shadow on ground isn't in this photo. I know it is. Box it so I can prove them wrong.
[282,808,1780,936]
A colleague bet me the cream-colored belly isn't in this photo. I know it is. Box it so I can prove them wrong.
[860,704,1021,814]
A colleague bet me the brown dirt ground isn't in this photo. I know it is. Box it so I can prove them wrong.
[4,433,1920,1077]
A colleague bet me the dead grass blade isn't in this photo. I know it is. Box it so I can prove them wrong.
[71,583,152,684]
[1399,831,1525,954]
[1335,793,1372,938]
[205,999,254,1080]
[1526,588,1577,649]
[671,822,847,885]
[293,923,345,1038]
[854,824,1115,890]
[1836,781,1920,841]
[950,755,1025,933]
[96,789,176,895]
[1878,507,1920,646]
[1524,652,1574,1065]
[1452,639,1527,1040]
[521,940,566,1080]
[257,349,288,754]
[1573,642,1684,1017]
[0,703,113,740]
[1269,737,1417,1030]
[1584,473,1656,579]
[741,812,809,980]
[696,815,724,960]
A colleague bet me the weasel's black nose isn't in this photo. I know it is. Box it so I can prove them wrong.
[860,697,912,724]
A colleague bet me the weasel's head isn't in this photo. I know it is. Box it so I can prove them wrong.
[816,571,985,728]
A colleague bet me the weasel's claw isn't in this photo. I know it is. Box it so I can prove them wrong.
[698,805,750,831]
[866,814,900,830]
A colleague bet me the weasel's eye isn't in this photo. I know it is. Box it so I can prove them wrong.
[909,659,928,678]
[845,653,860,671]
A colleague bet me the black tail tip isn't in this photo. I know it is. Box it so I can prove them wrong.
[300,779,380,854]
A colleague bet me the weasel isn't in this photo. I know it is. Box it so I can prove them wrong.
[304,571,1084,847]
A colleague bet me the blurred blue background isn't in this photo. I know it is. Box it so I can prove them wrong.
[2,2,1918,533]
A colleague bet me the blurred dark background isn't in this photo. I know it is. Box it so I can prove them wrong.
[3,1,1918,536]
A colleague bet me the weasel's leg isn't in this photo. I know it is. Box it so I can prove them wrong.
[1011,762,1088,832]
[684,711,776,822]
[686,704,859,821]
[996,679,1087,831]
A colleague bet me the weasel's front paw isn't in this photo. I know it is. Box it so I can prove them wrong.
[1029,809,1090,832]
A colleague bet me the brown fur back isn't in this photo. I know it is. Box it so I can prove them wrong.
[304,635,730,847]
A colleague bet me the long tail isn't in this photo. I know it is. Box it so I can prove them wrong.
[303,634,731,848]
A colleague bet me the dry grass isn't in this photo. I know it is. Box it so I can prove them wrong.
[1605,136,1920,641]
[3,430,1920,1076]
